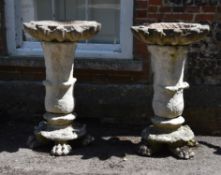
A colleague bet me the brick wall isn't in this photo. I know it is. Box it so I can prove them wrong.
[134,0,221,85]
[0,1,220,84]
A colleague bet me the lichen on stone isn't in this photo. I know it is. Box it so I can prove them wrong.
[23,20,101,42]
[131,22,210,45]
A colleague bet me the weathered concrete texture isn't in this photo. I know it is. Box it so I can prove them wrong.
[0,121,221,175]
[23,21,101,42]
[142,125,195,144]
[132,22,210,159]
[131,22,209,45]
[0,81,221,135]
[24,20,102,155]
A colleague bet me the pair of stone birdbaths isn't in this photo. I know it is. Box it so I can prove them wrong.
[24,20,209,159]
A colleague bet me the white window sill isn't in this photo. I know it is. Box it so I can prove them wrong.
[15,42,132,59]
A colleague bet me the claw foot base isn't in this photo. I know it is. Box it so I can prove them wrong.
[28,121,92,156]
[139,125,197,159]
[51,143,72,156]
[168,145,195,159]
[137,141,162,157]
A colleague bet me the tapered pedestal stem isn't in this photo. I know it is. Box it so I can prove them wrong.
[131,22,209,159]
[27,42,91,156]
[24,20,101,156]
[138,46,197,159]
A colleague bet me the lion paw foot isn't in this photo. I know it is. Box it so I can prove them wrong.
[51,143,72,156]
[137,144,154,157]
[169,146,195,159]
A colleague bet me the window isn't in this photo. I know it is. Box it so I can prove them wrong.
[5,0,133,59]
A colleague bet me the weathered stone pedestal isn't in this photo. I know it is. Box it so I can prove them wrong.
[24,21,101,156]
[132,22,210,159]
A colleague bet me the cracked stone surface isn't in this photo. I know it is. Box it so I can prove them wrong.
[23,20,101,42]
[131,22,210,45]
[142,125,195,144]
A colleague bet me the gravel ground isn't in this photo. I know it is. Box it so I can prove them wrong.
[0,120,221,175]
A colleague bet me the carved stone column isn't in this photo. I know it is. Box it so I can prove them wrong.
[24,21,101,156]
[132,22,210,159]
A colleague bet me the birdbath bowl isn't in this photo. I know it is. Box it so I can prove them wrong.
[131,22,209,159]
[24,20,101,156]
[131,22,209,45]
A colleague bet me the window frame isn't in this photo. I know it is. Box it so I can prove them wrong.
[5,0,133,59]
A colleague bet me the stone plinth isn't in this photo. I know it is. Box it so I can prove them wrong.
[132,22,210,159]
[24,20,101,156]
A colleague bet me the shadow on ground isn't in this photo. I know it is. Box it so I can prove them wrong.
[0,119,141,160]
[199,141,221,155]
[0,119,173,160]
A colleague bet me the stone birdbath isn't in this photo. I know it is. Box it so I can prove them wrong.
[131,22,210,159]
[24,20,101,156]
